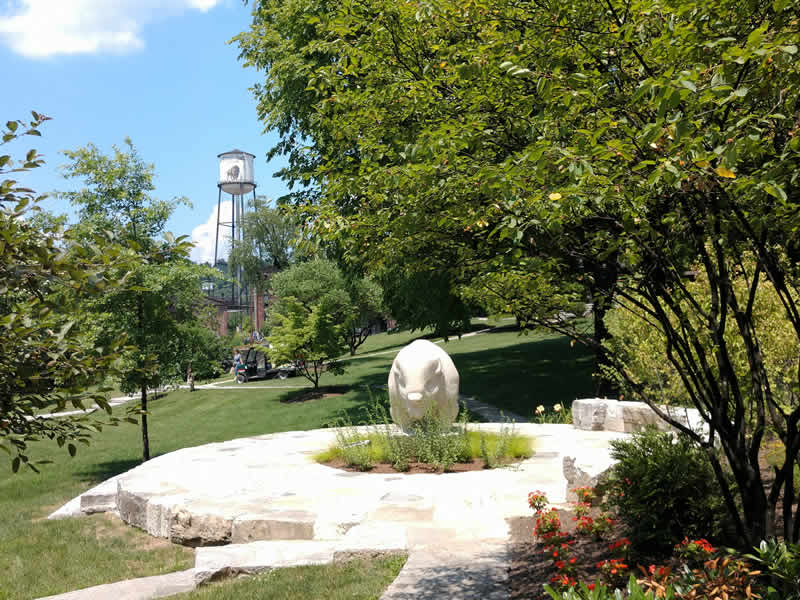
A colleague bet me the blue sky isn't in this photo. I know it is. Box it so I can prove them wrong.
[1,0,290,263]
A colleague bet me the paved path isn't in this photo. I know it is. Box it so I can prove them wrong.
[380,541,509,600]
[43,423,627,600]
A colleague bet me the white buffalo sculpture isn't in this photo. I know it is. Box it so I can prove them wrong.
[388,339,459,430]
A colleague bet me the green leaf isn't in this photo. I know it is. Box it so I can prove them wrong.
[679,80,696,92]
[763,183,787,201]
[779,45,798,55]
[68,444,77,457]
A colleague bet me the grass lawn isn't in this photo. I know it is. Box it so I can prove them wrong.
[0,386,374,600]
[257,324,594,420]
[327,324,594,420]
[172,554,407,600]
[1,325,591,599]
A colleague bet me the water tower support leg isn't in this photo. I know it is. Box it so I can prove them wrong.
[231,192,236,305]
[213,186,222,266]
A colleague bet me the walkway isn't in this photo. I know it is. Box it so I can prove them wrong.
[43,423,628,600]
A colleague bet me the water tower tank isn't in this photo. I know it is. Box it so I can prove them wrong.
[218,149,255,195]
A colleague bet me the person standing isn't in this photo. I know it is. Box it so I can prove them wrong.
[232,349,241,377]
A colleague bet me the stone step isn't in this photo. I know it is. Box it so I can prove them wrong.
[80,476,120,514]
[194,523,408,585]
[48,474,123,519]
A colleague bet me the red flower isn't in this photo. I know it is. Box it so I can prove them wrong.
[555,560,565,569]
[587,583,596,591]
[569,557,577,564]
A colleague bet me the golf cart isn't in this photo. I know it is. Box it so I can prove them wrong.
[235,347,295,384]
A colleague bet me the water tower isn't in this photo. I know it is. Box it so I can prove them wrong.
[214,150,256,306]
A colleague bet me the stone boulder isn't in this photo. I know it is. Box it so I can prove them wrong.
[562,453,614,503]
[571,398,705,435]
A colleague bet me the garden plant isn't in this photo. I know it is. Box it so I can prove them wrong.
[316,395,532,472]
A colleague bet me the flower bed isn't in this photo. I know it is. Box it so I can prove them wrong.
[510,486,800,600]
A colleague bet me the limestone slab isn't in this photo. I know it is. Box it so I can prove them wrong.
[48,474,124,519]
[231,510,316,543]
[572,398,704,435]
[35,569,195,600]
[194,540,339,584]
[79,475,121,514]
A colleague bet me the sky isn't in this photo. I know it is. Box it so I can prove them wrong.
[1,0,290,263]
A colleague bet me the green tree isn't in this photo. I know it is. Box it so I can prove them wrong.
[267,259,351,387]
[0,113,128,471]
[343,273,383,354]
[238,0,800,546]
[176,323,229,381]
[378,268,471,339]
[62,139,216,461]
[229,196,296,293]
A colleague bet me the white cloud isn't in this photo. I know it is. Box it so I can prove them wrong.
[190,199,232,264]
[0,0,222,58]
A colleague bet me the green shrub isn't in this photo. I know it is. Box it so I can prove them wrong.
[179,324,229,380]
[744,539,800,600]
[601,427,731,554]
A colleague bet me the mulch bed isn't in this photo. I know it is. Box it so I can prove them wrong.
[509,507,634,600]
[321,457,524,474]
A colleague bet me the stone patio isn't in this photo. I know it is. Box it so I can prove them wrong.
[44,421,632,598]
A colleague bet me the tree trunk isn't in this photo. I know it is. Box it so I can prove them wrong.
[140,384,150,461]
[591,301,615,397]
[136,290,150,461]
[588,260,618,398]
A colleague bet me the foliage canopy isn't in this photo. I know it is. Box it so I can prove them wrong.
[0,114,129,471]
[237,0,800,546]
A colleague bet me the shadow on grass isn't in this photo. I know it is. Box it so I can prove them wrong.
[280,386,351,403]
[452,335,594,416]
[282,333,595,425]
[75,458,142,485]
